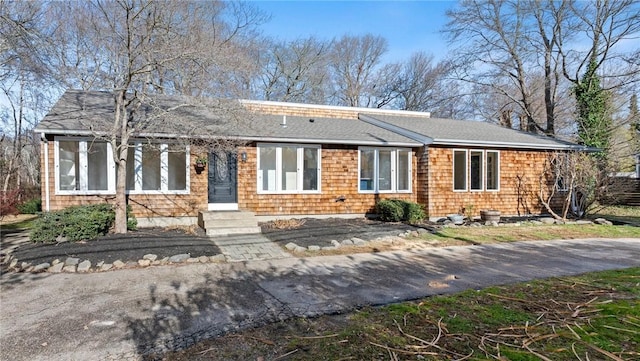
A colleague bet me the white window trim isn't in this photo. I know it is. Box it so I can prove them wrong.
[256,143,322,194]
[126,141,191,195]
[358,147,412,194]
[470,150,484,192]
[486,150,500,192]
[453,149,468,192]
[452,149,500,192]
[54,137,116,195]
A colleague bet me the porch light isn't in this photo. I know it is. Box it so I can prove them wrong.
[241,151,247,162]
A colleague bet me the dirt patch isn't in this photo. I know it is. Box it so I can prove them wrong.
[0,214,37,225]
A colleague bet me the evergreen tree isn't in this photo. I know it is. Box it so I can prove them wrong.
[573,60,612,156]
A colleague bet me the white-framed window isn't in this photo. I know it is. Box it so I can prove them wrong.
[452,149,500,192]
[358,147,412,193]
[257,143,321,193]
[453,150,467,191]
[54,137,116,194]
[126,142,190,194]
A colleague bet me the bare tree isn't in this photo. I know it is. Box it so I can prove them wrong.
[328,34,388,107]
[0,0,53,199]
[49,0,265,233]
[256,37,330,103]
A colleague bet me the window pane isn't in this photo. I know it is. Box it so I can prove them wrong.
[303,148,318,191]
[378,150,392,191]
[126,146,136,191]
[259,146,276,191]
[397,150,410,191]
[486,151,499,190]
[87,142,108,190]
[59,141,79,191]
[470,151,483,190]
[281,146,297,191]
[168,144,187,191]
[453,150,467,190]
[360,149,375,191]
[142,145,161,190]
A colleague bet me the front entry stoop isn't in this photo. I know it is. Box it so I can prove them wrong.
[198,210,262,236]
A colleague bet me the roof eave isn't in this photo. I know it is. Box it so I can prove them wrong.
[431,139,592,151]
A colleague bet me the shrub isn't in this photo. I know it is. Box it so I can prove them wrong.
[30,204,115,243]
[376,199,425,223]
[17,198,42,214]
[376,199,405,222]
[127,205,138,231]
[403,201,426,223]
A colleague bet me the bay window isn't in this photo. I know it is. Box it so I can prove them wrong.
[257,143,321,193]
[359,147,412,193]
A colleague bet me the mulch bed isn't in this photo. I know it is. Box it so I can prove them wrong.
[261,217,420,248]
[9,227,221,266]
[6,218,426,267]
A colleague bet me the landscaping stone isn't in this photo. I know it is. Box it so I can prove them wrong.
[540,217,556,224]
[594,218,613,226]
[352,238,367,246]
[168,254,190,263]
[198,256,209,263]
[186,258,200,263]
[321,246,336,251]
[416,228,429,234]
[33,263,50,273]
[151,261,161,266]
[96,261,104,268]
[63,265,76,273]
[341,239,353,246]
[64,257,80,266]
[330,240,341,248]
[284,242,298,251]
[308,245,320,251]
[576,220,592,225]
[160,257,169,264]
[9,259,17,269]
[143,254,158,261]
[210,254,226,262]
[20,262,31,270]
[112,260,126,269]
[48,262,64,273]
[100,263,113,271]
[138,259,151,267]
[51,259,60,265]
[293,246,306,252]
[77,260,91,272]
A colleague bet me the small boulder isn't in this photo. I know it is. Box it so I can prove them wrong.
[48,262,64,273]
[293,246,307,252]
[64,257,80,266]
[33,263,51,273]
[198,256,209,263]
[143,254,158,262]
[285,242,298,251]
[77,260,91,272]
[352,238,367,246]
[138,259,151,267]
[63,265,76,273]
[539,217,556,224]
[594,218,613,226]
[113,260,126,269]
[308,245,321,251]
[341,239,354,246]
[100,263,113,271]
[330,240,341,248]
[210,254,226,262]
[168,254,190,263]
[186,257,200,263]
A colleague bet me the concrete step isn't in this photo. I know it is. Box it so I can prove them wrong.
[198,210,261,236]
[205,227,262,237]
[199,210,256,221]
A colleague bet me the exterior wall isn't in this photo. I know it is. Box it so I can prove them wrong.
[40,138,207,218]
[237,144,418,216]
[424,146,563,217]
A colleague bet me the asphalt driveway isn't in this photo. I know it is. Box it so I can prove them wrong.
[1,237,639,361]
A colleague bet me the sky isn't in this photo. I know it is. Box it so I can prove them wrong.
[249,1,456,63]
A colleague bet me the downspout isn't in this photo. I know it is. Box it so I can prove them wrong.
[41,133,50,212]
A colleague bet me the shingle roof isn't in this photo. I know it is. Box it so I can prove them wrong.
[35,90,420,147]
[360,113,585,150]
[37,90,585,150]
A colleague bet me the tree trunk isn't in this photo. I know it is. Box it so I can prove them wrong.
[113,91,129,234]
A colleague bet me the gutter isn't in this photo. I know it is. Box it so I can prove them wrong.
[40,133,50,212]
[431,139,593,151]
[34,129,421,148]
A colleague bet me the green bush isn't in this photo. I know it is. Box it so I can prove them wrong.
[17,198,42,214]
[127,205,138,231]
[376,199,425,223]
[403,201,426,223]
[30,204,115,243]
[376,199,405,222]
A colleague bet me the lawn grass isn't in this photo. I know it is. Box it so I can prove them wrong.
[162,268,640,361]
[421,223,640,245]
